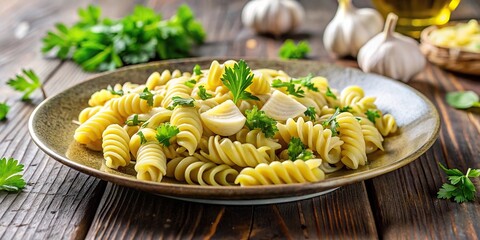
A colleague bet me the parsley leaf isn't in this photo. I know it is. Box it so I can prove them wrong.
[184,79,197,88]
[0,103,10,121]
[287,137,314,161]
[155,122,179,146]
[278,39,311,59]
[198,85,212,100]
[339,106,352,113]
[107,85,124,96]
[292,74,318,92]
[193,64,202,76]
[321,107,341,136]
[245,106,278,138]
[139,88,154,106]
[365,109,380,123]
[221,60,259,104]
[0,157,26,192]
[168,96,195,109]
[325,87,337,100]
[137,131,147,145]
[437,163,480,203]
[125,114,146,126]
[271,79,305,97]
[7,69,44,101]
[304,107,316,121]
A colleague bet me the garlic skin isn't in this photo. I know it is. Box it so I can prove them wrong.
[357,13,426,82]
[323,0,383,57]
[241,0,304,36]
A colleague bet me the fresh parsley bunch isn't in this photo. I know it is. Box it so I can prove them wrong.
[437,163,480,203]
[42,4,205,72]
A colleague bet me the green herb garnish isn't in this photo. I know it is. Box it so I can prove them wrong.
[139,88,154,106]
[137,131,147,144]
[107,85,124,96]
[287,137,314,161]
[304,107,316,121]
[321,108,341,136]
[339,106,351,113]
[437,162,480,203]
[7,69,45,101]
[271,79,305,98]
[0,103,10,121]
[198,85,212,100]
[184,79,197,88]
[278,39,311,60]
[325,87,337,100]
[446,91,480,109]
[0,157,26,192]
[125,114,146,126]
[293,74,318,92]
[193,64,202,76]
[365,109,380,123]
[221,60,259,104]
[155,122,179,146]
[168,96,195,109]
[245,106,278,138]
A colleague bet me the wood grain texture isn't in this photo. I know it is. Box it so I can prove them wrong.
[1,0,480,239]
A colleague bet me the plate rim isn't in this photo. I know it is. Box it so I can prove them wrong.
[28,57,441,201]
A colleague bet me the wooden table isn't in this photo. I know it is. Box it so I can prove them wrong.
[1,0,479,239]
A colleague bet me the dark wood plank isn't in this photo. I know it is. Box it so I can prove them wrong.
[0,0,145,239]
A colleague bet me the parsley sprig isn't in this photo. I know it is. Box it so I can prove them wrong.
[221,60,259,104]
[278,39,311,60]
[156,122,179,146]
[325,87,337,100]
[437,163,480,203]
[446,91,480,109]
[168,96,195,109]
[198,85,212,100]
[0,102,10,121]
[125,114,146,126]
[139,88,154,106]
[107,85,124,96]
[193,64,202,76]
[365,109,380,123]
[245,106,278,138]
[0,157,26,192]
[184,79,197,88]
[7,69,46,101]
[321,108,341,136]
[287,137,314,161]
[271,73,318,98]
[42,4,205,72]
[304,107,317,121]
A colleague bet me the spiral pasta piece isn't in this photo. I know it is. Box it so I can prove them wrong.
[248,72,271,95]
[277,118,343,164]
[88,89,120,107]
[146,70,175,90]
[336,112,367,169]
[206,60,224,91]
[135,142,166,182]
[340,86,377,114]
[161,77,192,108]
[166,156,238,186]
[78,106,102,124]
[102,124,131,169]
[171,106,203,155]
[234,159,325,186]
[109,92,152,118]
[74,109,123,144]
[234,128,281,161]
[142,108,172,129]
[200,135,271,167]
[375,112,398,137]
[358,117,384,154]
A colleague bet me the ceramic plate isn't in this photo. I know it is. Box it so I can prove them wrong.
[29,58,440,205]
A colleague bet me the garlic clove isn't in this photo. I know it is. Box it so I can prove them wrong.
[200,100,246,136]
[323,0,383,57]
[261,90,307,121]
[357,13,426,82]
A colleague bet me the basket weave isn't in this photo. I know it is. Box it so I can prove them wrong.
[420,24,480,75]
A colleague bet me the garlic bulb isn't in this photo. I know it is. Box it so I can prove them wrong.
[241,0,305,36]
[357,13,426,82]
[323,0,383,57]
[261,90,307,121]
[200,100,246,136]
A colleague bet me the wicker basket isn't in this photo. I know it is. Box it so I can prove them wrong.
[420,24,480,75]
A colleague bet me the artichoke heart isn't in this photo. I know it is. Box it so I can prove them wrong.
[200,100,246,136]
[261,90,307,121]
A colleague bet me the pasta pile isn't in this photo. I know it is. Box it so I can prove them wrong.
[74,60,397,186]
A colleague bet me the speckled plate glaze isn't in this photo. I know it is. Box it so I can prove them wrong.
[29,58,440,205]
